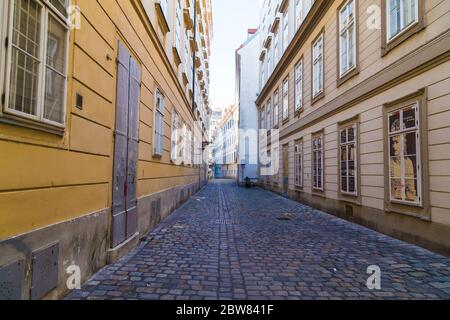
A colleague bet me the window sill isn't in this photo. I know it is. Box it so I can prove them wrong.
[311,91,325,105]
[0,113,65,136]
[382,20,425,57]
[152,153,163,160]
[337,66,359,87]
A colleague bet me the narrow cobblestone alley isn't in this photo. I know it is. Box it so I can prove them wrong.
[66,180,450,300]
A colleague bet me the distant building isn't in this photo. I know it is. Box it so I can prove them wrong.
[211,105,239,179]
[236,29,261,184]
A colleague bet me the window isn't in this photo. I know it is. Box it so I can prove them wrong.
[339,0,356,77]
[282,9,289,52]
[154,90,165,156]
[387,0,418,41]
[160,0,169,20]
[185,125,193,165]
[294,141,303,187]
[266,101,271,130]
[282,77,289,121]
[295,60,303,111]
[295,0,303,29]
[312,33,324,99]
[340,124,357,195]
[171,109,180,162]
[260,108,265,130]
[388,103,421,205]
[267,46,272,76]
[261,60,266,88]
[274,30,280,64]
[296,0,312,29]
[273,91,279,126]
[312,135,324,190]
[3,0,69,127]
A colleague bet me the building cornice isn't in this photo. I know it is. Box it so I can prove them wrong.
[256,0,332,105]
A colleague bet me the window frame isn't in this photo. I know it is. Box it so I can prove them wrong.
[383,89,430,220]
[312,132,324,192]
[294,57,303,113]
[266,100,271,130]
[337,0,359,87]
[311,30,325,104]
[282,77,289,122]
[387,103,422,206]
[294,139,303,188]
[273,89,279,127]
[339,122,359,197]
[381,0,424,56]
[1,0,70,131]
[171,108,180,163]
[153,89,165,157]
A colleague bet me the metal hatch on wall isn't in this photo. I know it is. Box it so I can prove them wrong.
[111,41,141,248]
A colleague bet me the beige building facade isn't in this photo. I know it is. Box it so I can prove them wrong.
[257,0,450,255]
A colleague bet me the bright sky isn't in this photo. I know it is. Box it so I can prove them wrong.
[209,0,260,111]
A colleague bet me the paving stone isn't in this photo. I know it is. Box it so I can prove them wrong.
[65,180,450,300]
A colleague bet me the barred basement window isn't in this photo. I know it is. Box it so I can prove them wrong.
[387,0,418,42]
[388,102,422,205]
[3,0,70,127]
[340,124,358,195]
[294,141,303,187]
[312,135,324,191]
[154,89,165,156]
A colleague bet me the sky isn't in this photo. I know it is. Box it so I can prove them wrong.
[209,0,260,111]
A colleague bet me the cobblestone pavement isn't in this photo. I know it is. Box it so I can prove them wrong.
[66,180,450,300]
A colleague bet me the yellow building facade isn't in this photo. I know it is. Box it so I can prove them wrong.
[0,0,212,299]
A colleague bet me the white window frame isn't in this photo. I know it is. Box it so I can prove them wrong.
[3,0,70,128]
[266,101,271,130]
[386,0,419,42]
[294,141,303,187]
[261,59,266,88]
[339,0,357,78]
[160,0,169,20]
[295,0,303,30]
[312,135,324,191]
[273,90,279,127]
[282,77,289,121]
[153,89,165,156]
[312,33,324,98]
[339,124,358,196]
[174,0,182,54]
[260,108,265,130]
[387,102,422,205]
[267,46,272,76]
[295,60,303,111]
